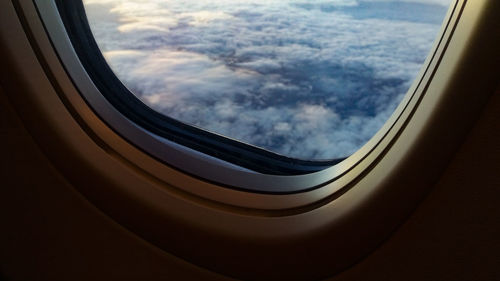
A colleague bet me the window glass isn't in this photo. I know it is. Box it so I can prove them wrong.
[83,0,452,160]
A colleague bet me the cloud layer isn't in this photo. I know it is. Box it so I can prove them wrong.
[83,0,450,160]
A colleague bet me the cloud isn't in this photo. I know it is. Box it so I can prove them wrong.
[83,0,450,160]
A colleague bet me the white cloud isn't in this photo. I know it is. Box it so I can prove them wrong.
[83,0,450,160]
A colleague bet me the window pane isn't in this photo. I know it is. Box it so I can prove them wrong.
[83,0,452,160]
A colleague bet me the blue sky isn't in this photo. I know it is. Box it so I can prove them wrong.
[83,0,451,160]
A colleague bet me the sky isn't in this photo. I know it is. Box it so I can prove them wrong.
[83,0,451,160]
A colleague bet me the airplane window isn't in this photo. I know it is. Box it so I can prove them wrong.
[48,0,455,190]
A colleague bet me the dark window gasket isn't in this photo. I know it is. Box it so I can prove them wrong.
[54,0,344,175]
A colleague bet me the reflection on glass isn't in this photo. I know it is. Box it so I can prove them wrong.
[83,0,452,160]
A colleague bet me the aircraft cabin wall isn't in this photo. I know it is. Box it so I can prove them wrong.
[1,0,499,280]
[1,82,499,281]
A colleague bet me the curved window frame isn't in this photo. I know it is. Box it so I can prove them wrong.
[3,0,499,279]
[28,0,459,194]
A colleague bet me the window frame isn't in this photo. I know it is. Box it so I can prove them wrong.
[27,0,459,195]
